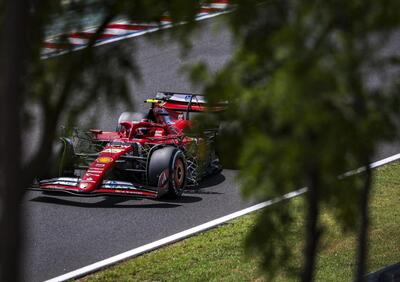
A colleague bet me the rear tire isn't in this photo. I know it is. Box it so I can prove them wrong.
[148,146,187,198]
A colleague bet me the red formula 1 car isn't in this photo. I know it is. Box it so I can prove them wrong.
[33,92,224,198]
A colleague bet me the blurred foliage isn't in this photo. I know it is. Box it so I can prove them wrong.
[5,0,400,279]
[191,0,400,279]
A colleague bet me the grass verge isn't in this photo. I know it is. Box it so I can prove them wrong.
[80,163,400,281]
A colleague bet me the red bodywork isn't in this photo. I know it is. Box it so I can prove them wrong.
[34,92,223,198]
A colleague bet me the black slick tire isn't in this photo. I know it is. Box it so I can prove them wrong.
[148,146,187,198]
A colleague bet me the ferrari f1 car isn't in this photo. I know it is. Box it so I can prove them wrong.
[33,92,225,198]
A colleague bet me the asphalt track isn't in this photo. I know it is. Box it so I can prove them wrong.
[22,18,400,282]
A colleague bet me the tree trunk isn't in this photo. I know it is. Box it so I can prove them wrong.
[0,0,29,281]
[302,171,321,282]
[355,162,372,282]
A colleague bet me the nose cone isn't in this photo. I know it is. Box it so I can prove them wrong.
[79,145,133,193]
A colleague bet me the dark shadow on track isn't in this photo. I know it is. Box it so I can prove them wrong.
[30,196,182,208]
[182,172,226,195]
[184,190,223,195]
[199,172,226,189]
[157,195,204,204]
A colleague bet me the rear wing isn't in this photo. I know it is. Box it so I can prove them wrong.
[145,91,226,112]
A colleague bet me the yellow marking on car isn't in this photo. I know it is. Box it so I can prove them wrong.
[97,157,113,164]
[145,99,161,103]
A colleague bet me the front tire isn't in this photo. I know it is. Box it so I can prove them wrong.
[148,146,187,198]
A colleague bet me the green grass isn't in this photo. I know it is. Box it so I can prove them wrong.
[80,163,400,282]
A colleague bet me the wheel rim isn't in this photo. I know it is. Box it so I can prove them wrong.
[174,158,185,189]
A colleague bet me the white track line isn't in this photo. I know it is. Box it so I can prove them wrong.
[341,153,400,178]
[45,152,400,282]
[45,188,307,282]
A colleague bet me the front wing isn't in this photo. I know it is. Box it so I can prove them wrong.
[30,177,160,198]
